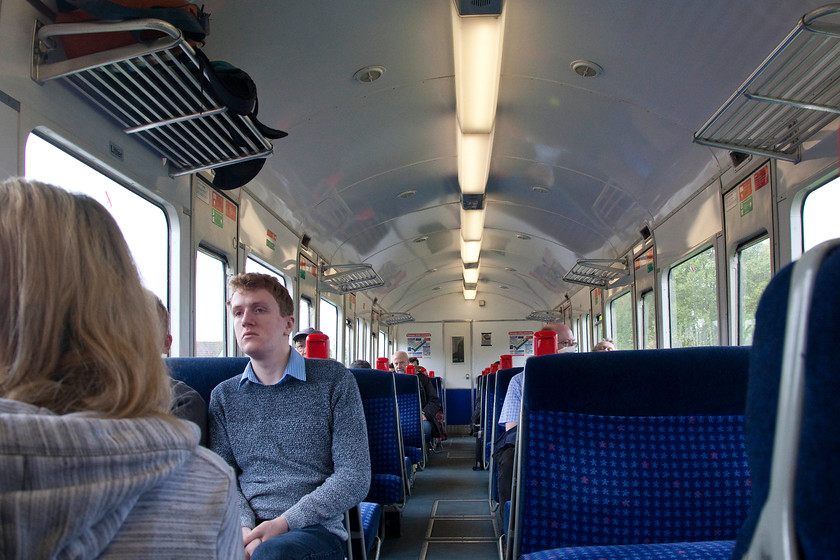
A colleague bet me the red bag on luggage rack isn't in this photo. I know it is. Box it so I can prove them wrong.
[54,0,209,59]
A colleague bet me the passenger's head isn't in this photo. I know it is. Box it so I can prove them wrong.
[543,322,576,353]
[228,273,294,316]
[292,327,322,356]
[0,178,170,417]
[227,273,295,358]
[350,359,372,369]
[151,292,173,355]
[408,357,419,366]
[391,351,409,373]
[593,338,617,352]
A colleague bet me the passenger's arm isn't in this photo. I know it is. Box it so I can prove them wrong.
[419,374,442,420]
[281,370,372,531]
[208,391,258,529]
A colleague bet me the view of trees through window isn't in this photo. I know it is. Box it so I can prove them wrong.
[738,238,771,345]
[669,247,719,347]
[640,291,656,349]
[610,292,633,350]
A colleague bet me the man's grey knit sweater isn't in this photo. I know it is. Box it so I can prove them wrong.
[209,358,370,540]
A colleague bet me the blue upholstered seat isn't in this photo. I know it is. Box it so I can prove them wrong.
[510,346,750,559]
[490,367,522,507]
[394,373,426,470]
[166,356,250,410]
[351,369,407,508]
[359,501,382,559]
[733,240,840,559]
[521,540,735,560]
[482,372,497,468]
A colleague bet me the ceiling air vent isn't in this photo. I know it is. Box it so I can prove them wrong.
[321,264,384,294]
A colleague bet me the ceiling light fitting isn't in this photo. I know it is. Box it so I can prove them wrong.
[461,193,485,210]
[460,235,481,263]
[457,128,494,195]
[463,266,480,284]
[460,207,485,242]
[452,3,506,133]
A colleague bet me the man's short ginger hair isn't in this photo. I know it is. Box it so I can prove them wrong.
[228,273,294,316]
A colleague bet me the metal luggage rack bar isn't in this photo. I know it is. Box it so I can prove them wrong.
[32,19,273,177]
[562,258,630,289]
[694,4,840,163]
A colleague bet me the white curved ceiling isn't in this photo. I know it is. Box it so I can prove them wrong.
[202,0,827,315]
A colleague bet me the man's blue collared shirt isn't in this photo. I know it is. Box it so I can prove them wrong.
[238,346,307,388]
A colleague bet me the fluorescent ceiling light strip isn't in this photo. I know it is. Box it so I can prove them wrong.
[451,2,506,134]
[463,287,477,300]
[463,266,480,284]
[460,235,482,263]
[457,128,494,195]
[460,207,486,242]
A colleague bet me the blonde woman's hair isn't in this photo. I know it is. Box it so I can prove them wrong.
[0,178,170,417]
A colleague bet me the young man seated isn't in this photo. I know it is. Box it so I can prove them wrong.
[209,273,370,560]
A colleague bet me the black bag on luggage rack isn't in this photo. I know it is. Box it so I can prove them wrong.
[193,49,288,190]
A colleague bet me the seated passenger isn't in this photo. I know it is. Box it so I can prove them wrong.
[393,350,444,442]
[151,293,209,446]
[494,322,576,506]
[292,326,322,357]
[593,338,617,351]
[350,359,372,368]
[0,178,242,559]
[209,273,370,560]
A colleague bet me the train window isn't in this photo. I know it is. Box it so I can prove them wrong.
[668,246,719,347]
[195,249,227,357]
[299,297,312,331]
[345,320,354,363]
[582,314,591,352]
[639,290,657,349]
[737,237,771,345]
[802,176,840,251]
[24,134,168,303]
[379,330,387,360]
[320,298,339,359]
[245,256,286,287]
[609,292,633,350]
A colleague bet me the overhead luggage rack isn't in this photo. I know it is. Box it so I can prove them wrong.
[321,263,385,294]
[32,19,273,177]
[694,5,840,163]
[562,258,630,289]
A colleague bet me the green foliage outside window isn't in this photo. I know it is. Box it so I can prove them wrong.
[610,292,633,350]
[739,238,771,345]
[669,247,718,348]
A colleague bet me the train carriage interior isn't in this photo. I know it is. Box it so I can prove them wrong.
[2,0,840,559]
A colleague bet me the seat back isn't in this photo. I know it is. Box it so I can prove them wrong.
[488,366,522,506]
[511,347,750,558]
[166,356,250,409]
[351,369,407,508]
[393,373,425,469]
[481,372,497,467]
[735,240,840,560]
